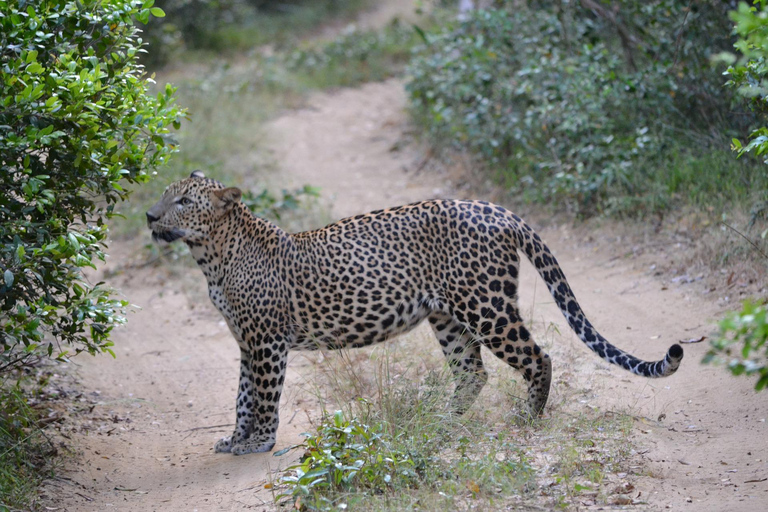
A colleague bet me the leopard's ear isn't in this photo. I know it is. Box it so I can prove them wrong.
[212,187,242,211]
[190,170,205,179]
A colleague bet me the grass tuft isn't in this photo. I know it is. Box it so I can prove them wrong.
[279,20,420,90]
[0,380,58,511]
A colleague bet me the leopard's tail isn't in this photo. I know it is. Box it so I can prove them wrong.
[512,217,683,378]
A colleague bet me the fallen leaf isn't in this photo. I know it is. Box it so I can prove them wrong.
[264,482,273,489]
[680,336,706,344]
[114,486,137,492]
[744,478,767,483]
[466,480,480,494]
[678,459,691,466]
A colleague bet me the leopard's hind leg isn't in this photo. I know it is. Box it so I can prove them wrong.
[478,303,552,416]
[428,312,487,414]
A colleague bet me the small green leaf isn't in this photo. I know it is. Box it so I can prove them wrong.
[273,446,296,457]
[301,468,330,481]
[27,62,44,74]
[412,24,429,44]
[4,269,14,288]
[150,7,165,18]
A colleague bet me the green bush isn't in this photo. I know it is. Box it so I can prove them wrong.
[704,301,768,391]
[723,1,768,166]
[0,0,184,372]
[407,1,763,215]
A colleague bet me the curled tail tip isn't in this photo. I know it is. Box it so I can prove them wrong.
[661,343,684,376]
[668,343,684,361]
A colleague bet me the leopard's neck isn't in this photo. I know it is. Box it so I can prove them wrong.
[186,203,288,288]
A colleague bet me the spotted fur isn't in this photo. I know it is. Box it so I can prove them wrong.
[147,172,683,455]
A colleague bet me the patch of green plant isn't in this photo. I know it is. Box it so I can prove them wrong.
[280,20,420,89]
[406,2,765,217]
[705,300,768,390]
[275,409,420,511]
[0,382,56,511]
[242,185,321,220]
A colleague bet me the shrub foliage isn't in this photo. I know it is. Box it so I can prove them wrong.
[705,301,768,391]
[703,2,768,389]
[726,1,768,163]
[0,0,183,372]
[407,1,764,215]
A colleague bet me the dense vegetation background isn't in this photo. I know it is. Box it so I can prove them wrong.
[2,0,767,509]
[408,1,767,218]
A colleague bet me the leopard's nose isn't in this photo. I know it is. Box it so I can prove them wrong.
[146,211,159,224]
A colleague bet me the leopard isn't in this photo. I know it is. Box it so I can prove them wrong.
[146,171,684,455]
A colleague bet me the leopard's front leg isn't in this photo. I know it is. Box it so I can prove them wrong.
[214,348,255,453]
[215,337,289,455]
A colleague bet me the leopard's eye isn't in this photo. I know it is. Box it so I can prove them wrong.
[179,197,192,206]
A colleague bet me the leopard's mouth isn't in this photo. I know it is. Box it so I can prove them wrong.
[151,228,185,243]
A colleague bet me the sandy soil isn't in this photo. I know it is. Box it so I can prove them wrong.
[45,3,768,511]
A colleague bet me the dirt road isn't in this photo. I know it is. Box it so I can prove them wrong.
[48,5,767,512]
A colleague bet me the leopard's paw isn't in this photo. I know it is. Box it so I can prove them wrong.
[230,438,276,456]
[214,436,233,453]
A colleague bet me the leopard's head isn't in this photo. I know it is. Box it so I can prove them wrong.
[146,171,242,244]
